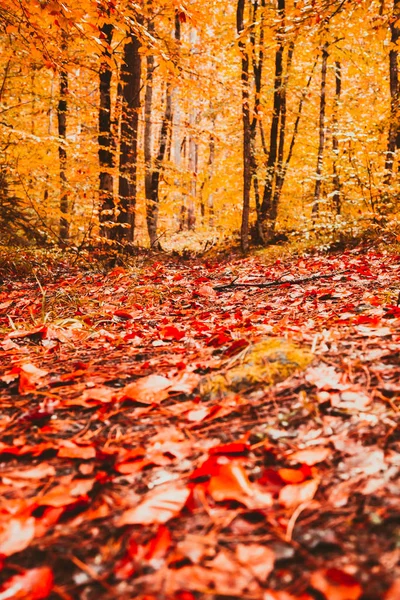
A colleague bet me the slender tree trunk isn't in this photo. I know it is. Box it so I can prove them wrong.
[385,0,400,185]
[332,60,341,214]
[98,20,114,238]
[259,0,285,239]
[144,46,156,245]
[237,0,251,253]
[269,39,294,228]
[312,41,329,217]
[145,80,173,248]
[117,31,141,243]
[186,27,198,232]
[58,34,69,242]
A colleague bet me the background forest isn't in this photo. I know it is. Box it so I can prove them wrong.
[1,0,400,252]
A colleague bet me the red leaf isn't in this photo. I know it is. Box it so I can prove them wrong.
[160,325,185,341]
[209,442,250,456]
[118,483,190,526]
[144,525,172,561]
[0,567,53,600]
[114,309,134,320]
[385,580,400,600]
[310,568,362,600]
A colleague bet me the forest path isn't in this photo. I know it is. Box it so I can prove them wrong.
[0,247,399,599]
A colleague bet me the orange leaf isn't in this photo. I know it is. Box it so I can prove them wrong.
[118,483,190,526]
[236,543,275,580]
[279,478,319,508]
[58,442,96,460]
[37,479,94,507]
[0,567,53,600]
[0,517,35,556]
[122,375,172,404]
[385,580,400,600]
[207,460,255,502]
[310,568,362,600]
[18,363,48,394]
[278,468,306,484]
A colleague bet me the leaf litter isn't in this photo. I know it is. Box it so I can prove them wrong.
[0,248,399,599]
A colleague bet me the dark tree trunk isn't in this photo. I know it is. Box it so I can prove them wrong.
[117,31,141,243]
[258,0,285,239]
[269,39,294,227]
[332,60,341,214]
[146,81,172,249]
[385,0,400,184]
[237,0,251,253]
[58,34,69,242]
[312,41,329,217]
[98,19,114,238]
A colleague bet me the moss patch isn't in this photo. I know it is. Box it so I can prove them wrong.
[200,338,313,399]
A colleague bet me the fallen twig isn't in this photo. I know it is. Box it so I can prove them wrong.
[213,270,349,291]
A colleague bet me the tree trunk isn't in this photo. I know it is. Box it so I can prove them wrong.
[237,0,251,253]
[187,27,198,232]
[312,41,329,217]
[332,60,341,214]
[117,31,141,244]
[145,79,173,248]
[269,39,294,229]
[98,19,114,238]
[385,0,400,185]
[58,34,69,242]
[258,0,285,239]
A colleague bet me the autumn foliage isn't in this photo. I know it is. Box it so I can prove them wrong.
[0,0,399,249]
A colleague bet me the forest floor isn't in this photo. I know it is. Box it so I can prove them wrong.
[0,244,399,600]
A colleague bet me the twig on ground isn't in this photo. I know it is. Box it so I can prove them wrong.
[213,270,350,291]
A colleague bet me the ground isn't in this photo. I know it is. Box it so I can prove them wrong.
[0,245,399,600]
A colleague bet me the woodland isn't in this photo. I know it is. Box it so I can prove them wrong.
[0,0,400,599]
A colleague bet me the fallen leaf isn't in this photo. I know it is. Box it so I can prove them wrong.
[310,568,362,600]
[122,374,172,404]
[118,483,190,526]
[3,464,55,480]
[385,580,400,600]
[288,447,331,465]
[0,517,35,556]
[58,442,96,460]
[305,364,346,391]
[236,543,275,580]
[18,363,48,394]
[279,478,319,508]
[37,479,94,507]
[160,325,185,341]
[0,567,53,600]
